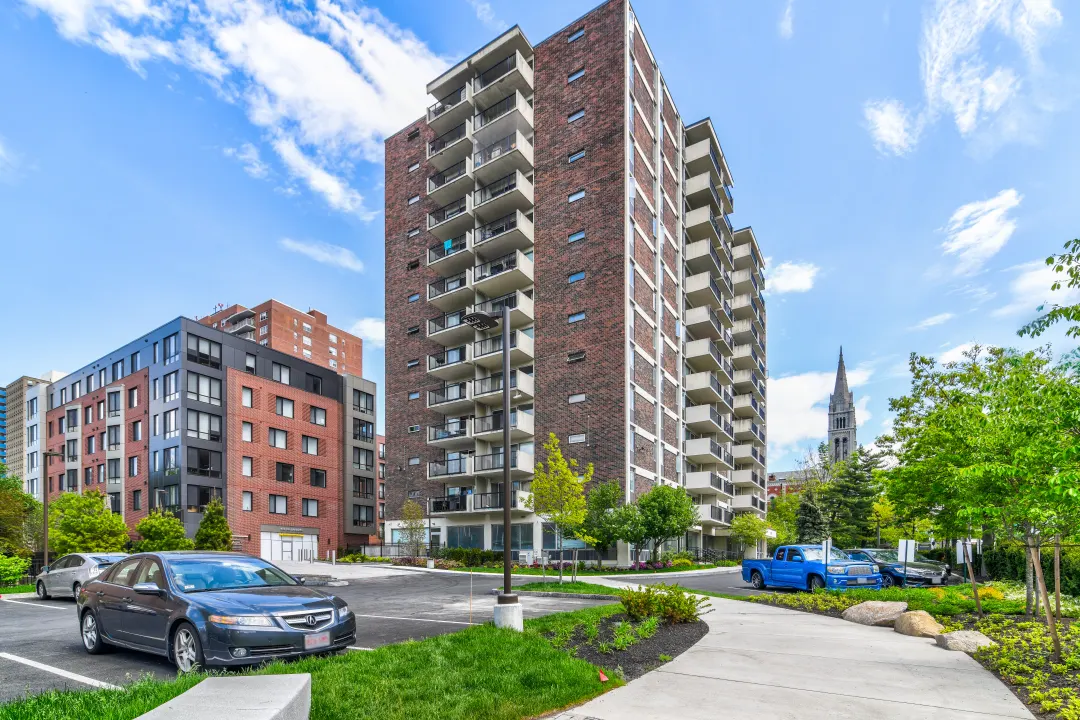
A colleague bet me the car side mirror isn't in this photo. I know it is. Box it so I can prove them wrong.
[292,575,306,585]
[133,582,163,596]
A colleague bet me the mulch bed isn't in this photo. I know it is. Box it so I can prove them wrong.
[550,614,709,682]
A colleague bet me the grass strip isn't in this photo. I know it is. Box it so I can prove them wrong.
[0,585,35,595]
[516,581,619,595]
[447,563,731,576]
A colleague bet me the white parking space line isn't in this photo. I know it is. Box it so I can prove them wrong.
[352,613,479,626]
[0,599,71,612]
[0,652,120,690]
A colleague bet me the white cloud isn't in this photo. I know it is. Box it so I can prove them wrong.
[992,260,1080,318]
[778,0,794,39]
[940,189,1022,275]
[466,0,508,33]
[863,0,1063,154]
[22,0,449,215]
[766,261,820,294]
[348,317,385,349]
[768,365,873,456]
[223,142,269,179]
[279,238,364,272]
[910,312,955,330]
[939,342,976,364]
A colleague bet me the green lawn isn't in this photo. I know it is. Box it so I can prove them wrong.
[0,607,622,720]
[0,585,34,595]
[517,581,619,595]
[449,563,729,576]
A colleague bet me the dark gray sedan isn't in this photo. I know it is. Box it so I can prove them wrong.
[76,552,356,671]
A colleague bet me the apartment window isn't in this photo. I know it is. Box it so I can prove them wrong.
[107,457,121,481]
[132,420,142,441]
[186,335,222,368]
[259,339,268,346]
[329,358,337,369]
[242,491,253,511]
[86,435,96,455]
[163,409,179,438]
[269,494,287,514]
[302,499,319,518]
[107,425,122,450]
[306,374,323,395]
[408,425,420,434]
[353,476,374,498]
[310,406,326,426]
[568,108,585,123]
[151,452,159,472]
[406,228,421,240]
[66,408,79,428]
[242,456,253,477]
[567,67,585,84]
[60,388,67,405]
[128,456,138,477]
[128,387,138,408]
[152,341,159,363]
[98,368,107,388]
[568,26,584,42]
[186,410,222,441]
[353,505,374,525]
[568,311,586,324]
[310,468,327,488]
[408,390,420,400]
[329,346,338,356]
[245,354,256,373]
[276,397,294,418]
[163,371,180,402]
[568,271,586,284]
[568,230,586,244]
[186,372,221,406]
[84,406,92,425]
[408,195,420,205]
[133,490,142,511]
[153,414,160,436]
[259,325,268,337]
[407,359,420,369]
[302,436,319,455]
[408,456,420,466]
[407,128,420,140]
[354,447,374,471]
[407,293,420,303]
[242,422,253,442]
[354,418,375,442]
[152,378,159,400]
[301,336,312,348]
[269,428,288,449]
[163,333,180,362]
[302,322,312,333]
[276,463,294,484]
[407,325,420,335]
[568,148,585,163]
[569,433,586,444]
[242,387,253,408]
[272,362,291,385]
[408,162,420,172]
[111,359,124,382]
[353,389,375,413]
[569,393,587,404]
[568,350,586,363]
[568,189,585,203]
[187,447,222,477]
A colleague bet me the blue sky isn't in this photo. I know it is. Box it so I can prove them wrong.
[1,0,1078,471]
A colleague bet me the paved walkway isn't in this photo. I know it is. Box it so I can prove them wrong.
[559,580,1034,720]
[273,559,414,580]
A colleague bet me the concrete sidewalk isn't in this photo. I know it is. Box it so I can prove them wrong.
[272,559,414,580]
[558,589,1034,720]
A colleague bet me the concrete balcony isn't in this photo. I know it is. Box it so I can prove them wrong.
[427,119,473,171]
[715,326,734,357]
[470,489,534,516]
[427,83,473,136]
[474,210,534,258]
[732,239,765,272]
[686,471,735,498]
[427,269,473,312]
[685,272,725,309]
[684,338,723,372]
[474,131,533,185]
[733,419,766,445]
[684,437,733,469]
[473,170,533,224]
[732,468,767,490]
[473,450,534,479]
[684,206,730,249]
[731,268,763,296]
[427,456,472,483]
[731,318,764,347]
[473,330,534,370]
[684,137,724,189]
[429,493,471,514]
[733,443,765,470]
[697,503,733,527]
[733,393,765,420]
[428,194,474,241]
[427,308,474,345]
[472,50,534,109]
[732,494,768,513]
[427,231,475,275]
[427,344,473,381]
[473,249,533,298]
[685,240,723,277]
[684,305,723,340]
[474,370,534,405]
[733,343,767,375]
[473,410,534,442]
[427,159,474,206]
[473,90,534,146]
[471,290,533,330]
[733,369,766,401]
[731,293,765,323]
[427,417,472,450]
[684,403,722,435]
[427,381,472,415]
[684,371,723,404]
[684,171,723,215]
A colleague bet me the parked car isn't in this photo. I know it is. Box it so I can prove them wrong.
[35,553,128,600]
[845,548,951,588]
[76,552,355,671]
[742,545,883,591]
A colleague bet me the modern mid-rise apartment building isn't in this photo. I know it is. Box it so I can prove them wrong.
[199,300,364,377]
[377,434,387,541]
[383,0,768,559]
[4,372,67,499]
[0,386,7,467]
[42,317,378,559]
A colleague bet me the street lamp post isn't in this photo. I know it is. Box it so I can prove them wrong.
[462,303,522,631]
[40,450,66,570]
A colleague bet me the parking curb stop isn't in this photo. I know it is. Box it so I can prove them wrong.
[136,674,312,720]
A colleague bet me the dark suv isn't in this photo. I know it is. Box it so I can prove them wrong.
[76,551,355,671]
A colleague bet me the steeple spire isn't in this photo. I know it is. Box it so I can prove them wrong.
[833,346,850,399]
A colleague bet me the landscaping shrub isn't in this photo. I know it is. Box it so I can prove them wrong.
[617,583,707,623]
[671,558,693,568]
[0,555,31,586]
[985,544,1080,597]
[617,585,660,621]
[667,551,697,563]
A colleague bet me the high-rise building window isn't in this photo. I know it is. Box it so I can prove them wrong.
[568,189,585,203]
[568,149,585,163]
[568,271,586,284]
[568,311,586,324]
[242,457,252,476]
[269,494,287,514]
[269,428,288,449]
[302,499,319,517]
[272,362,291,385]
[242,491,253,511]
[567,68,585,84]
[275,463,294,484]
[310,468,326,487]
[275,397,294,418]
[242,387,253,407]
[568,108,585,123]
[310,407,326,426]
[568,230,586,243]
[568,26,584,42]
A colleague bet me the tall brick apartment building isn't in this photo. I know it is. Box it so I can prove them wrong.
[384,0,768,560]
[43,316,379,559]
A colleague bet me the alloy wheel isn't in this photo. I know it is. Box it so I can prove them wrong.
[174,628,198,672]
[82,614,98,650]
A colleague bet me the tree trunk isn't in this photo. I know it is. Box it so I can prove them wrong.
[558,533,564,584]
[1024,533,1034,616]
[1029,543,1062,661]
[963,542,983,618]
[1054,536,1062,621]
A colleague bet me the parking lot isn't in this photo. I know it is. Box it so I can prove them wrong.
[0,568,609,705]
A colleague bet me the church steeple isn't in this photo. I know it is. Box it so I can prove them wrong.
[833,346,850,399]
[828,347,857,463]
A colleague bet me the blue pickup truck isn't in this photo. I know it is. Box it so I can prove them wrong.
[742,545,883,591]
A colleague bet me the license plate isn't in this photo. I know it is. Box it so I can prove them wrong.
[857,577,874,584]
[931,578,941,585]
[304,632,330,650]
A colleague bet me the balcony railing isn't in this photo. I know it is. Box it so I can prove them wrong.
[429,160,468,191]
[429,197,468,227]
[475,54,516,91]
[472,291,519,316]
[474,412,519,434]
[474,134,520,168]
[474,94,516,130]
[474,251,518,282]
[428,346,468,371]
[707,505,733,525]
[429,458,469,478]
[476,212,519,245]
[428,419,469,442]
[474,491,519,510]
[429,309,467,335]
[429,271,469,299]
[475,332,517,357]
[431,495,468,512]
[429,123,466,155]
[474,452,519,472]
[428,382,469,406]
[428,234,469,264]
[474,173,518,205]
[428,85,466,120]
[474,372,517,395]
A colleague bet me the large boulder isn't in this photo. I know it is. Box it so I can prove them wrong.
[894,611,944,638]
[841,601,908,627]
[935,630,997,652]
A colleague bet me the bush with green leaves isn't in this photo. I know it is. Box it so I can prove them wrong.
[617,583,708,623]
[49,489,129,554]
[671,558,693,568]
[134,511,194,552]
[0,555,31,586]
[194,499,233,551]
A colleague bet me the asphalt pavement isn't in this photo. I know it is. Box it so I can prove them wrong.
[0,571,607,705]
[626,567,780,597]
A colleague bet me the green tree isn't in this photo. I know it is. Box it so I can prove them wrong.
[615,502,649,565]
[820,449,881,548]
[194,498,233,551]
[636,484,698,559]
[136,511,194,552]
[1019,238,1080,341]
[729,512,768,556]
[49,489,129,555]
[526,433,591,581]
[795,487,830,543]
[580,480,623,569]
[766,492,799,548]
[400,500,427,557]
[0,467,39,556]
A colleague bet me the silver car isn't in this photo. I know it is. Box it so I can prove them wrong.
[36,553,128,600]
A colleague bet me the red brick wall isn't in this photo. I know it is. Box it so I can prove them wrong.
[224,368,343,554]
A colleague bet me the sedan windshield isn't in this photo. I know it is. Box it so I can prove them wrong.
[166,557,297,593]
[802,548,851,562]
[868,550,899,563]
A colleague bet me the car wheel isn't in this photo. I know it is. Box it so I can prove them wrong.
[881,574,895,589]
[36,581,50,600]
[72,582,82,599]
[81,611,107,654]
[808,575,826,592]
[750,571,765,590]
[172,623,204,673]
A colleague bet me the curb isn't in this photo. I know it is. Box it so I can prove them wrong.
[489,589,621,600]
[0,592,38,599]
[389,565,743,580]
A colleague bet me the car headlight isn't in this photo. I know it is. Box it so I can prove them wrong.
[338,604,350,619]
[827,566,846,575]
[872,565,880,573]
[208,614,274,627]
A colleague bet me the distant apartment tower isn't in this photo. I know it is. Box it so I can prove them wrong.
[5,372,66,499]
[377,434,387,541]
[383,0,768,558]
[42,317,378,557]
[200,300,364,377]
[0,386,6,467]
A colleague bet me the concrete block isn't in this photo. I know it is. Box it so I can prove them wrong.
[493,602,524,631]
[137,675,311,720]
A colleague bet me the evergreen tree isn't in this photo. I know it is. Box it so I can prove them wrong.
[796,487,830,543]
[820,449,881,547]
[194,498,233,551]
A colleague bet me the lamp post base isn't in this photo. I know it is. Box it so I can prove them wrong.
[493,595,523,631]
